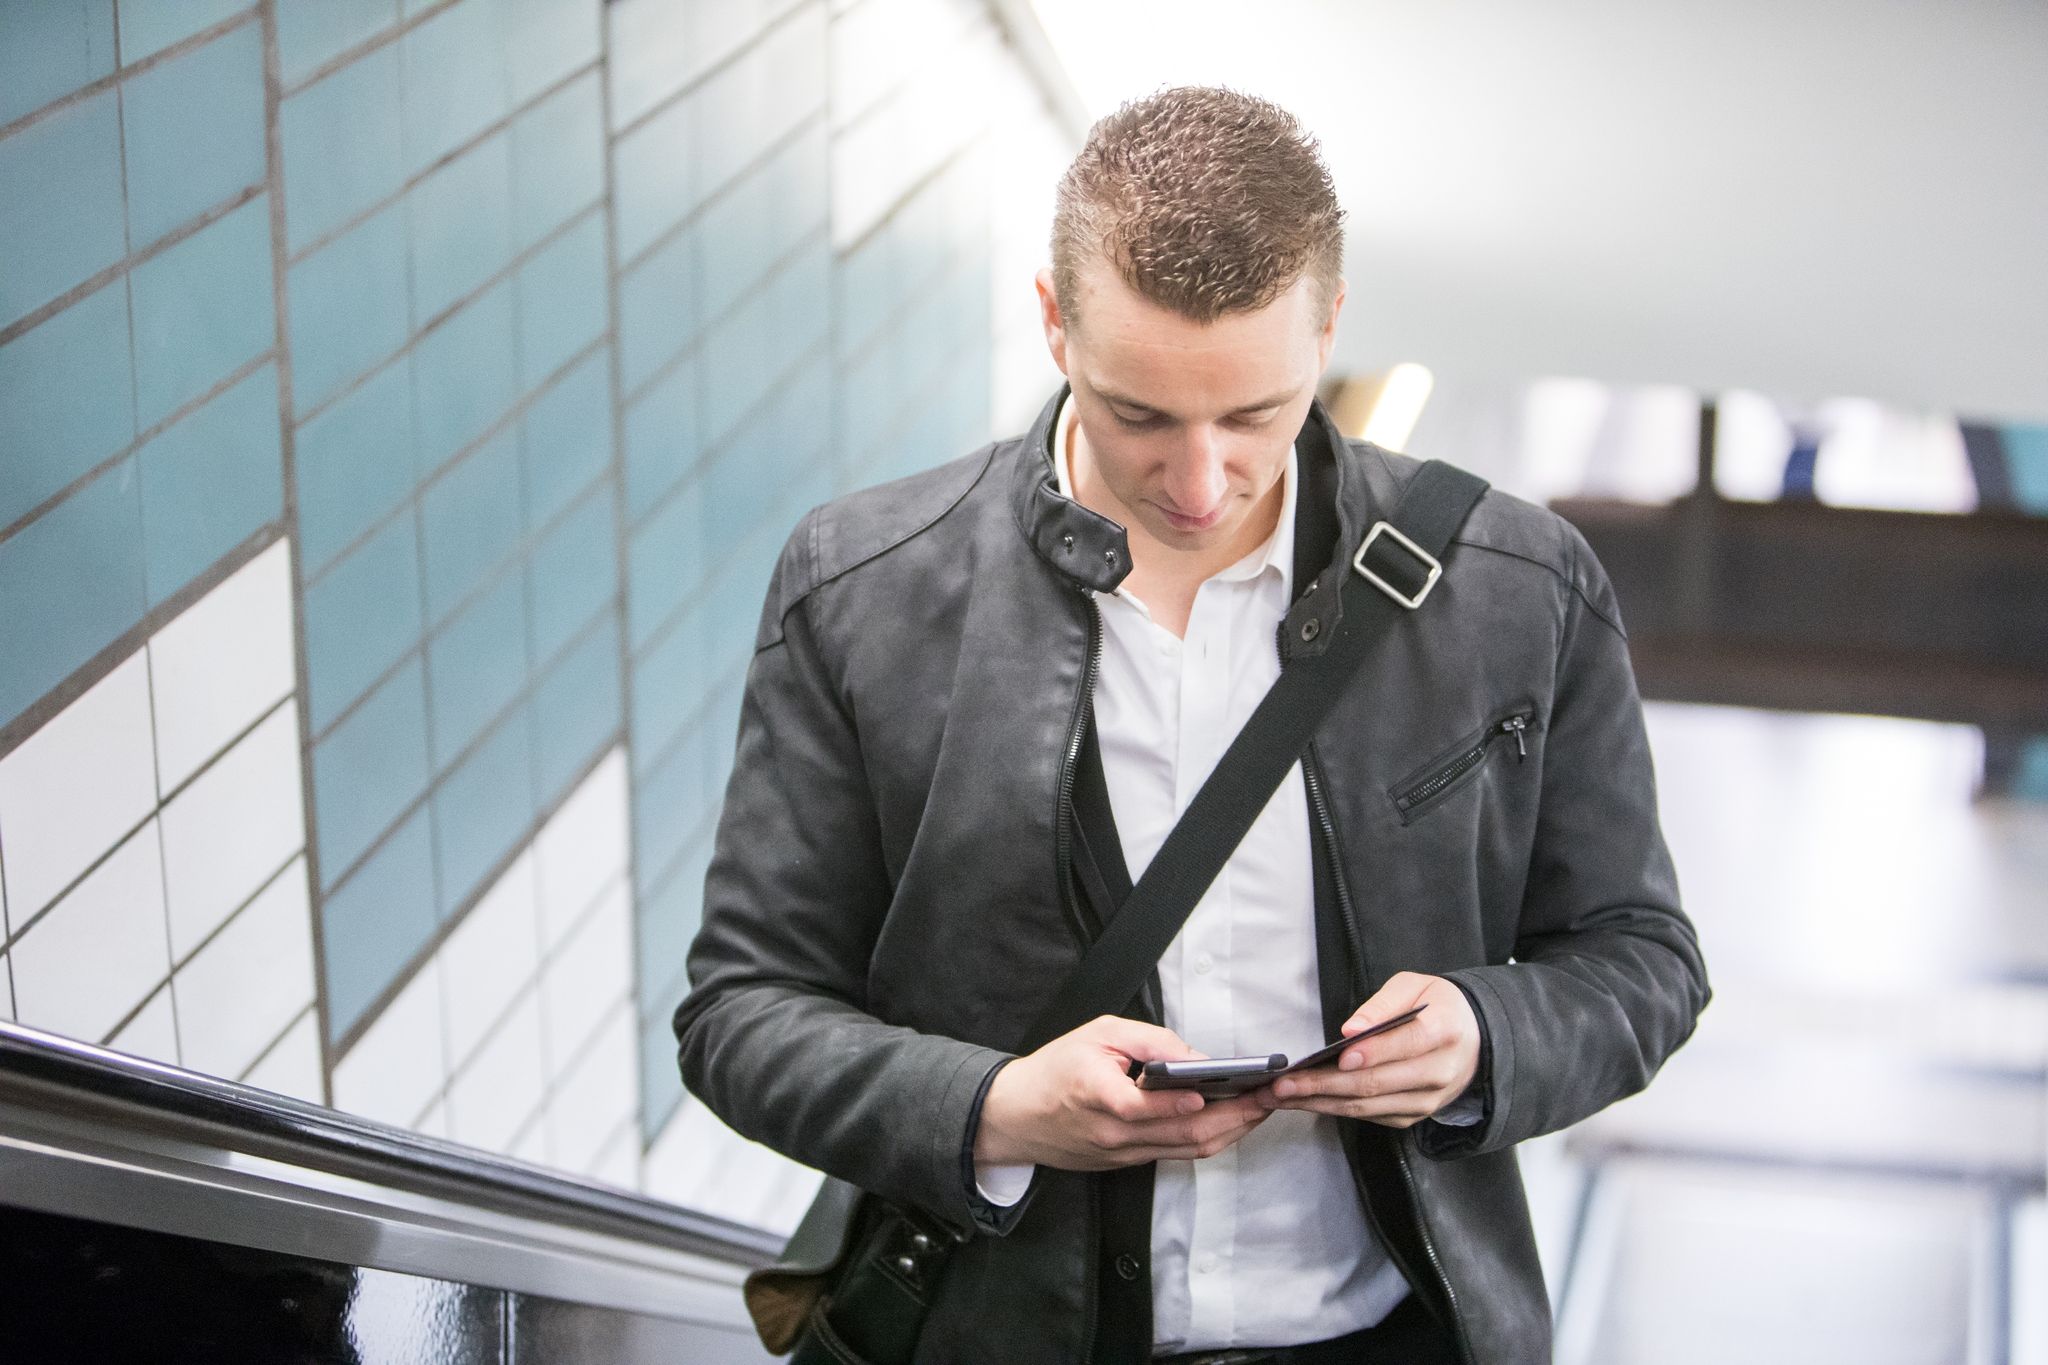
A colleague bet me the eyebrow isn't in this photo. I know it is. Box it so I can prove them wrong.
[1098,385,1300,418]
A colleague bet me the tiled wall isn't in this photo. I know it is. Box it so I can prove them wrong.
[0,0,1068,1224]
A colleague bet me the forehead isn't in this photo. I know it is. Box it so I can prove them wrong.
[1067,260,1321,409]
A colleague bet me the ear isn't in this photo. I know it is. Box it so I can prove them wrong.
[1035,267,1070,376]
[1316,278,1347,372]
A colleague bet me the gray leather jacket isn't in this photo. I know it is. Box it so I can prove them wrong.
[674,390,1709,1363]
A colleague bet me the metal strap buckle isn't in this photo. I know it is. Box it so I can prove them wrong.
[1351,520,1442,609]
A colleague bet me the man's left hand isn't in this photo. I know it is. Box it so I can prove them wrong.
[1252,972,1480,1128]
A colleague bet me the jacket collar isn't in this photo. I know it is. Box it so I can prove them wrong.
[1009,383,1388,655]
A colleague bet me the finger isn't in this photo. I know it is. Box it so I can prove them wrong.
[1115,1113,1272,1165]
[1115,1095,1268,1148]
[1087,1016,1201,1064]
[1266,1092,1440,1126]
[1270,1055,1449,1104]
[1096,1076,1210,1123]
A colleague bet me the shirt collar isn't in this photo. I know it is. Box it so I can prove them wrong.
[1053,393,1297,597]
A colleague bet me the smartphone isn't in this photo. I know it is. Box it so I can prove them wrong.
[1125,1004,1429,1098]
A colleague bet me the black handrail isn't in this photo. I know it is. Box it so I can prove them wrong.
[0,1017,787,1266]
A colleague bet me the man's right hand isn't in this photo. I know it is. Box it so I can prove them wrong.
[972,1015,1271,1171]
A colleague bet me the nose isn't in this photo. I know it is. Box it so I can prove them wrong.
[1163,425,1228,518]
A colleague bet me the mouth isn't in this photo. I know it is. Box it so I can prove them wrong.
[1157,502,1226,533]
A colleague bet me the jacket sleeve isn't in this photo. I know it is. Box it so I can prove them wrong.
[1424,526,1710,1159]
[671,514,1014,1237]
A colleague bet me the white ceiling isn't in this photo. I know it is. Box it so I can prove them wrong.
[1027,0,2048,422]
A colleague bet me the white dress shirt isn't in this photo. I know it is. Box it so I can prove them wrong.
[975,395,1412,1351]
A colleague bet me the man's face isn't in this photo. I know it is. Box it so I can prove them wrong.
[1037,258,1342,555]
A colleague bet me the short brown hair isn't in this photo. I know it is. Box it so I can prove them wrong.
[1051,86,1345,326]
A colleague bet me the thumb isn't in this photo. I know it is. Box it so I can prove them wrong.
[1086,1016,1202,1063]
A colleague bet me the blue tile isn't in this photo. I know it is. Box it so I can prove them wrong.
[137,362,282,603]
[287,202,409,416]
[626,476,703,652]
[501,0,600,108]
[0,0,115,127]
[520,349,612,530]
[628,591,710,758]
[412,281,518,475]
[617,224,695,396]
[408,132,513,325]
[293,356,416,577]
[2008,425,2048,514]
[128,195,275,431]
[603,0,689,131]
[611,95,692,264]
[0,281,134,529]
[278,42,406,254]
[425,563,527,769]
[312,656,431,886]
[693,9,824,202]
[400,0,509,176]
[697,120,827,323]
[432,703,535,915]
[632,718,714,890]
[419,426,522,625]
[302,512,422,733]
[638,1007,685,1139]
[0,459,146,729]
[120,23,265,248]
[507,70,603,251]
[514,210,606,387]
[622,355,697,523]
[275,0,397,87]
[320,804,437,1041]
[699,235,828,446]
[530,608,617,805]
[116,0,248,64]
[833,215,896,361]
[0,89,126,329]
[528,482,615,664]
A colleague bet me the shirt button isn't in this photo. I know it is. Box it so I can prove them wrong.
[1196,1255,1218,1275]
[1193,953,1214,975]
[1115,1254,1142,1281]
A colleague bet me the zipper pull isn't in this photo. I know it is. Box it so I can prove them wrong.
[1497,714,1529,760]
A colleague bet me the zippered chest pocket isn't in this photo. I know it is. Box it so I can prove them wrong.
[1388,705,1539,825]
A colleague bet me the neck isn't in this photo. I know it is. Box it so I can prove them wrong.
[1066,406,1285,634]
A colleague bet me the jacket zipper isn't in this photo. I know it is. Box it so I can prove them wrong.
[1054,594,1104,947]
[1393,711,1532,821]
[1303,745,1473,1365]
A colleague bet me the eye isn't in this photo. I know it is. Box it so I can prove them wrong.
[1228,410,1279,430]
[1110,408,1166,431]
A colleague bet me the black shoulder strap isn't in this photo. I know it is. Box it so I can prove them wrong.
[1021,459,1490,1051]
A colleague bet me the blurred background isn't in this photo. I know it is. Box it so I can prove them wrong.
[0,0,2042,1360]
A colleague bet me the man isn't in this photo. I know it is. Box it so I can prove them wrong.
[675,87,1708,1364]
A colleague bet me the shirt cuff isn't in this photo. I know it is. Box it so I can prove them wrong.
[960,1057,1038,1234]
[1432,1084,1486,1127]
[973,1160,1036,1205]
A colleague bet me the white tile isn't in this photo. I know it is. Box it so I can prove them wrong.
[546,1002,637,1173]
[438,848,542,1070]
[172,858,316,1079]
[642,1092,751,1214]
[148,541,297,794]
[586,1120,641,1191]
[241,1007,325,1104]
[159,702,305,961]
[540,878,633,1081]
[9,823,171,1044]
[534,747,629,950]
[333,965,448,1128]
[0,654,158,921]
[416,1100,448,1138]
[447,986,546,1154]
[508,1112,549,1166]
[107,983,180,1066]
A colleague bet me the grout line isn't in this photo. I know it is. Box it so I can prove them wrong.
[234,999,315,1085]
[0,181,269,354]
[0,347,279,552]
[326,734,623,1061]
[154,691,295,811]
[606,0,818,147]
[0,5,260,145]
[0,522,283,763]
[288,196,604,433]
[280,62,601,269]
[306,480,612,758]
[136,607,187,1067]
[613,106,825,283]
[274,0,459,97]
[297,325,608,594]
[166,847,305,979]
